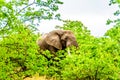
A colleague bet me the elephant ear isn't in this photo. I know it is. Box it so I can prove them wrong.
[45,33,62,50]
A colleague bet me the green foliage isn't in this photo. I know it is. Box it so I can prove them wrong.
[105,23,120,42]
[105,23,120,54]
[109,0,120,5]
[0,18,120,79]
[0,23,48,79]
[107,0,120,25]
[0,0,63,32]
[51,20,120,80]
[0,0,120,79]
[60,53,120,80]
[0,0,63,79]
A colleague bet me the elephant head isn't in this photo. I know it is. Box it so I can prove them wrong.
[37,30,78,54]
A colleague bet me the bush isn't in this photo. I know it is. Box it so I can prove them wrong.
[0,20,120,80]
[0,24,48,79]
[50,20,120,80]
[60,52,120,80]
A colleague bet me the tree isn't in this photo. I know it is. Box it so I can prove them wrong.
[107,0,120,25]
[54,20,120,80]
[0,0,63,79]
[0,0,63,35]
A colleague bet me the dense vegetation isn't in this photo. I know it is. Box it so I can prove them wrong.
[0,0,120,80]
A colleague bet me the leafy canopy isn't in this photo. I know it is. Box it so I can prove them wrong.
[0,0,63,35]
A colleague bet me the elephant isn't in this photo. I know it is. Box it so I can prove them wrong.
[37,30,78,56]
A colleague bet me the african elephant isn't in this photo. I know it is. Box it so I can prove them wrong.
[37,30,78,55]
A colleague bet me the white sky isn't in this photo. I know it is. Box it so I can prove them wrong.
[38,0,118,37]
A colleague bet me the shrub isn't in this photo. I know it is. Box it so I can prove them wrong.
[0,25,48,79]
[60,52,120,80]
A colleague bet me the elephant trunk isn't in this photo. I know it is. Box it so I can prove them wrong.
[66,40,78,48]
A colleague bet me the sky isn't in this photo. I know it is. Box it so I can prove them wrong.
[38,0,118,37]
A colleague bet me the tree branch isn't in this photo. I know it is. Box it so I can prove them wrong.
[17,1,35,15]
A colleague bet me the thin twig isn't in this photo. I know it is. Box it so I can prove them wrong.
[17,2,35,15]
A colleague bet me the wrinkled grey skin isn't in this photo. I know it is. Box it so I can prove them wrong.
[37,30,78,55]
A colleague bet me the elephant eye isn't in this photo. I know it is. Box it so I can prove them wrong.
[65,37,68,40]
[61,36,68,40]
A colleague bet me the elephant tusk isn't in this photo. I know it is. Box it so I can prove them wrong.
[67,47,71,55]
